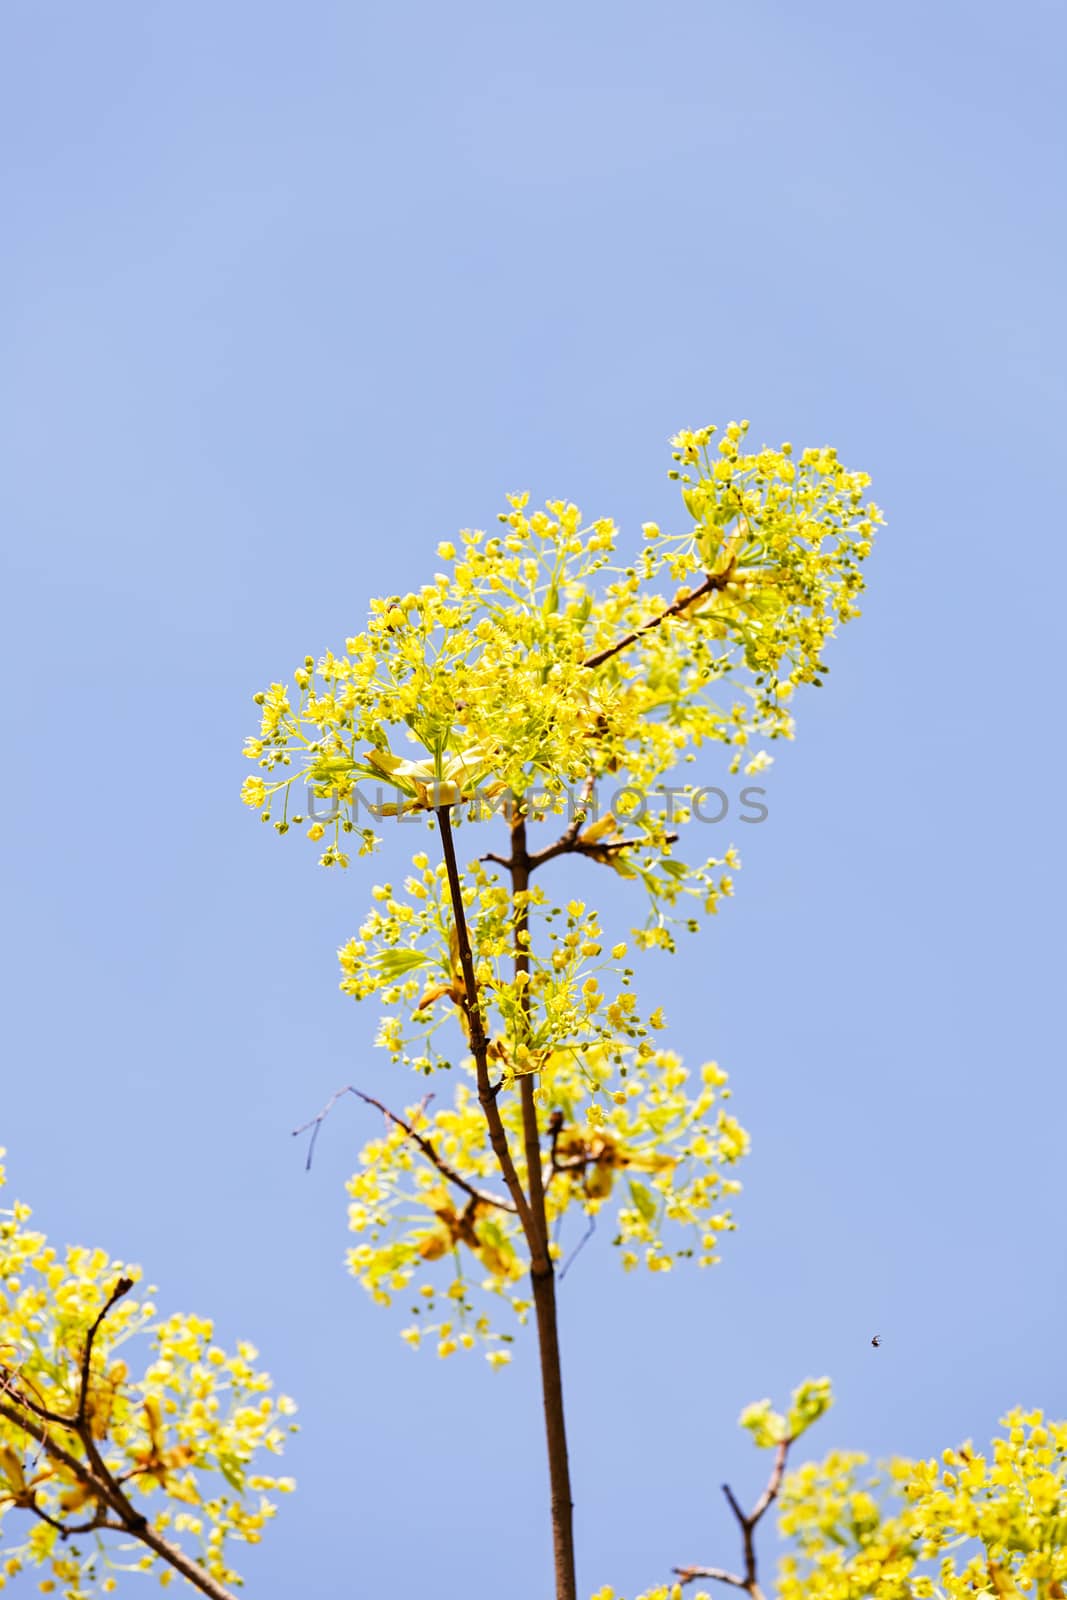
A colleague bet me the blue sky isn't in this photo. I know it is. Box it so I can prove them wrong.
[1,2,1064,1596]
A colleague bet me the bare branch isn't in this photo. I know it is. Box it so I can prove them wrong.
[0,1364,77,1429]
[749,1436,790,1527]
[505,806,578,1600]
[297,1084,519,1213]
[675,1566,749,1591]
[558,1213,596,1283]
[676,1435,792,1600]
[527,825,678,875]
[582,565,736,671]
[77,1277,133,1430]
[436,805,539,1248]
[3,1280,242,1600]
[28,1493,109,1539]
[293,1084,360,1171]
[478,851,514,870]
[0,1398,102,1497]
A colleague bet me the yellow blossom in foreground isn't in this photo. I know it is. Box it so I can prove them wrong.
[0,1149,296,1597]
[776,1409,1067,1600]
[241,427,882,873]
[598,1396,1067,1600]
[342,1042,746,1350]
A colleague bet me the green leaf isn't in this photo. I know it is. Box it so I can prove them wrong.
[371,949,433,978]
[217,1454,246,1496]
[628,1179,657,1224]
[659,858,688,880]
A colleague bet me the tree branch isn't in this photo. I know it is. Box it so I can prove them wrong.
[527,826,677,874]
[77,1277,133,1430]
[0,1282,242,1600]
[507,804,578,1600]
[582,565,736,671]
[675,1566,749,1591]
[675,1436,792,1600]
[294,1084,518,1213]
[436,805,538,1246]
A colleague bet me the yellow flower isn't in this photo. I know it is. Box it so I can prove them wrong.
[241,776,267,808]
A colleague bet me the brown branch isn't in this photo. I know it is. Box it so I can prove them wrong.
[480,776,597,875]
[71,1282,153,1548]
[675,1566,749,1591]
[28,1493,110,1539]
[542,1111,609,1190]
[0,1365,77,1429]
[749,1436,791,1526]
[527,826,677,874]
[552,771,597,856]
[507,806,577,1600]
[0,1398,104,1498]
[0,1283,241,1600]
[78,1277,133,1429]
[582,566,736,671]
[297,1084,518,1213]
[117,1512,242,1600]
[675,1436,792,1600]
[508,810,551,1265]
[557,1212,596,1282]
[435,805,538,1246]
[479,850,514,869]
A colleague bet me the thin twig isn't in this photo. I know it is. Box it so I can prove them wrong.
[582,566,736,671]
[436,805,538,1246]
[0,1367,77,1429]
[675,1567,749,1591]
[0,1398,109,1502]
[748,1436,790,1526]
[28,1494,110,1539]
[527,827,677,874]
[558,1213,596,1282]
[77,1277,133,1429]
[293,1084,518,1212]
[293,1085,358,1171]
[505,804,578,1600]
[553,772,597,855]
[675,1435,792,1600]
[1,1283,242,1600]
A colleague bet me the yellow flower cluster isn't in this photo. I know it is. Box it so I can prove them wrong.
[337,854,742,1076]
[777,1409,1067,1600]
[598,1393,1067,1600]
[241,426,882,864]
[344,1046,747,1350]
[592,1588,695,1600]
[739,1377,834,1448]
[0,1151,296,1596]
[241,422,880,1372]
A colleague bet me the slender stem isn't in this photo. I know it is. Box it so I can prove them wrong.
[510,813,551,1264]
[675,1566,749,1592]
[294,1085,517,1212]
[510,807,578,1600]
[349,1088,518,1213]
[78,1278,133,1430]
[582,565,735,670]
[0,1397,238,1600]
[435,802,577,1600]
[676,1435,792,1599]
[435,808,537,1245]
[117,1515,242,1600]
